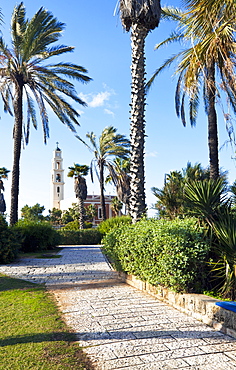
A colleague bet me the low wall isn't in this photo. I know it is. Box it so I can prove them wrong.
[118,272,236,338]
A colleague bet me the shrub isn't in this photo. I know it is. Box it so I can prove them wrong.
[98,215,132,236]
[62,220,93,230]
[0,215,20,263]
[102,217,210,293]
[59,229,101,245]
[14,220,61,252]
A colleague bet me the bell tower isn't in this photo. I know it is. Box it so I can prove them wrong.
[50,143,65,209]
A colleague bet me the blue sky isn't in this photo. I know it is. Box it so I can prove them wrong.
[1,0,236,219]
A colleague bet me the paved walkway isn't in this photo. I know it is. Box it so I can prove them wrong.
[1,245,236,369]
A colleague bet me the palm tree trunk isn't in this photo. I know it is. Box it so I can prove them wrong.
[10,84,23,225]
[207,63,219,180]
[78,197,85,229]
[99,163,106,221]
[129,23,148,222]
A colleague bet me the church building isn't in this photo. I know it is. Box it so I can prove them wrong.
[50,144,119,224]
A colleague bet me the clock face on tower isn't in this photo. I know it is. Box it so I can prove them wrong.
[56,152,60,157]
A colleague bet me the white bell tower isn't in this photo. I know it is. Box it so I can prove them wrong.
[50,143,65,209]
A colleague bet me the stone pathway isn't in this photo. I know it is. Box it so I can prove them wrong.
[1,245,236,369]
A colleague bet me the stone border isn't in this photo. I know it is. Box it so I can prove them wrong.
[118,272,236,338]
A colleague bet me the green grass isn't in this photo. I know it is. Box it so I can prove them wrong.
[19,247,63,259]
[0,274,95,370]
[203,290,231,301]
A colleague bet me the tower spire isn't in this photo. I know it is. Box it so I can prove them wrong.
[50,145,65,209]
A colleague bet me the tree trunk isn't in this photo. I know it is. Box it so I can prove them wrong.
[78,197,85,229]
[99,162,106,221]
[74,176,87,229]
[10,84,23,225]
[207,63,219,180]
[129,23,148,223]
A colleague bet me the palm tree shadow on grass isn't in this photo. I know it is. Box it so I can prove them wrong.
[0,331,74,347]
[0,275,43,292]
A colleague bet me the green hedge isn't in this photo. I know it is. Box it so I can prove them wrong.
[62,220,93,230]
[14,220,61,252]
[102,217,210,293]
[0,216,20,263]
[98,215,132,236]
[59,229,101,245]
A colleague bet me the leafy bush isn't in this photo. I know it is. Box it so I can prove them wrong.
[102,217,210,293]
[59,229,101,245]
[62,220,93,230]
[98,215,132,236]
[0,215,20,263]
[14,220,61,252]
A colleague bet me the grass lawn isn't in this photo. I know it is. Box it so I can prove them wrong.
[0,274,95,370]
[19,247,63,259]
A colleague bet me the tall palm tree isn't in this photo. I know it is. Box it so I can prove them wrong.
[67,164,89,229]
[77,126,130,221]
[0,3,91,225]
[147,1,236,180]
[106,157,131,215]
[119,0,161,222]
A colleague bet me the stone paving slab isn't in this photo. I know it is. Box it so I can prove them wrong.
[1,245,236,369]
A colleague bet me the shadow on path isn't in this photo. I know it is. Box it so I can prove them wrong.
[1,327,233,348]
[47,278,125,291]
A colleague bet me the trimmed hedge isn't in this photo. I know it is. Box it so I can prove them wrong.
[98,215,132,236]
[59,229,101,245]
[0,216,20,263]
[102,217,210,293]
[14,220,61,252]
[62,220,93,230]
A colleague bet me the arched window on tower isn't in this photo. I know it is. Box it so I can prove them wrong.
[56,162,60,169]
[57,187,60,194]
[56,174,61,182]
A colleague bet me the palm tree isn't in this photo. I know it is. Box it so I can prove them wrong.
[77,126,130,221]
[111,196,123,217]
[152,162,211,218]
[147,1,236,180]
[182,162,210,182]
[67,164,89,229]
[119,0,161,222]
[106,157,131,215]
[0,4,91,225]
[85,204,97,223]
[152,170,184,219]
[0,167,10,214]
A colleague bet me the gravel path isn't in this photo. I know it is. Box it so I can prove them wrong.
[1,245,236,369]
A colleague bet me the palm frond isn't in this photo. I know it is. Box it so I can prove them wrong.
[146,53,183,91]
[154,31,184,50]
[11,3,27,57]
[161,6,184,22]
[184,178,227,223]
[22,7,65,61]
[180,92,187,127]
[189,85,200,127]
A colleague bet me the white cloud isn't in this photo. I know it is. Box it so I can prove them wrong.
[89,91,111,107]
[77,109,85,116]
[104,108,115,117]
[79,88,116,109]
[145,151,158,158]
